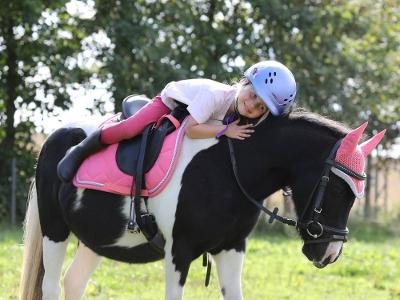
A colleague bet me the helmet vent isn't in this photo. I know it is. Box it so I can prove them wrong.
[265,71,277,84]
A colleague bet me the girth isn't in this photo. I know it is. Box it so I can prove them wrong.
[119,94,189,253]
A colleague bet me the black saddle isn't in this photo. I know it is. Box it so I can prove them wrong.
[116,94,188,176]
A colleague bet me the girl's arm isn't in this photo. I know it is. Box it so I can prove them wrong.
[185,116,254,140]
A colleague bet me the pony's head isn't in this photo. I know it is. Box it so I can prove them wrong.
[291,122,385,268]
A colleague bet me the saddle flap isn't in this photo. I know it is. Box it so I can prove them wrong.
[115,134,143,176]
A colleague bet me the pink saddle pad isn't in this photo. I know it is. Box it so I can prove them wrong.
[72,117,189,197]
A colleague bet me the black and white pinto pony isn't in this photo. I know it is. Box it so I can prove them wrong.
[20,110,384,299]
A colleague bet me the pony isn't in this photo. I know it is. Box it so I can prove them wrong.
[19,109,384,300]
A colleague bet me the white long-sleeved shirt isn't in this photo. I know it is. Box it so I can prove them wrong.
[160,79,237,124]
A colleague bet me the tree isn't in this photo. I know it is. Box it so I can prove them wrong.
[0,0,91,220]
[84,0,259,112]
[247,0,399,217]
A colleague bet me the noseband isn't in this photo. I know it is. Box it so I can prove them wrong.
[228,138,366,245]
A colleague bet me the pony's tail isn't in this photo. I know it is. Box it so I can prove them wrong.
[20,180,44,300]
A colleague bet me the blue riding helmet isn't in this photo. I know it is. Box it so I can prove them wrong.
[244,60,297,116]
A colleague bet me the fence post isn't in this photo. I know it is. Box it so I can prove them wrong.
[364,156,372,219]
[383,165,388,214]
[11,157,16,225]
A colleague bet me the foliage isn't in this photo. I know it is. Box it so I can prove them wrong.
[0,0,399,221]
[0,0,92,221]
[85,0,399,140]
[1,225,399,299]
[0,121,37,221]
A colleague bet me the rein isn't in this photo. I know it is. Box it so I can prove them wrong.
[227,138,365,244]
[227,138,297,226]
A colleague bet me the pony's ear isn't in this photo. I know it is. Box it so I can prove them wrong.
[360,129,386,156]
[338,122,368,156]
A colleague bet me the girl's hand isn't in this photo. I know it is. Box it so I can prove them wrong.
[224,120,255,140]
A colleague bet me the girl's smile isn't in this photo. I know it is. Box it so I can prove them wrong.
[235,84,268,119]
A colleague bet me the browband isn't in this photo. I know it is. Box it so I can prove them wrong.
[326,159,366,181]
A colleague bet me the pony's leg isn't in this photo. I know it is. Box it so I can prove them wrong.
[212,249,244,300]
[64,241,102,300]
[164,240,191,300]
[42,237,69,300]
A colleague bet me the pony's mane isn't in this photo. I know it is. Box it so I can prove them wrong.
[287,108,350,138]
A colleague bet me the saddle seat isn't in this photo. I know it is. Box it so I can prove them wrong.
[72,94,189,197]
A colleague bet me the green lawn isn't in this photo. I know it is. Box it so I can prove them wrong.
[1,225,399,300]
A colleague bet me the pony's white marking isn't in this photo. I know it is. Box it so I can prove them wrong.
[320,241,343,264]
[107,196,148,247]
[109,136,218,249]
[148,136,217,299]
[64,242,102,300]
[164,241,184,300]
[42,237,68,300]
[148,136,218,240]
[213,250,244,300]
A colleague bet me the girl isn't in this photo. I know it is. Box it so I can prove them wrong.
[58,60,297,181]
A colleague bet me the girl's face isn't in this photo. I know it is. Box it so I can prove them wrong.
[236,84,268,119]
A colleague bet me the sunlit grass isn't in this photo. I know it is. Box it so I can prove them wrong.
[1,225,399,299]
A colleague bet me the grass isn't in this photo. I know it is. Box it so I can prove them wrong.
[1,224,400,300]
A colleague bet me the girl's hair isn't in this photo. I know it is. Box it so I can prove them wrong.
[234,77,270,127]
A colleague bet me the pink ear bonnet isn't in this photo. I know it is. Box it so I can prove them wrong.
[332,122,386,198]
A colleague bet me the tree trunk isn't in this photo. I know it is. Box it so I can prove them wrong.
[1,15,18,157]
[364,155,372,219]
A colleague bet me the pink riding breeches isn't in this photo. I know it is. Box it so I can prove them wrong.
[100,96,170,144]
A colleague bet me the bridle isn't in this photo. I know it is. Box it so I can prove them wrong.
[228,138,366,245]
